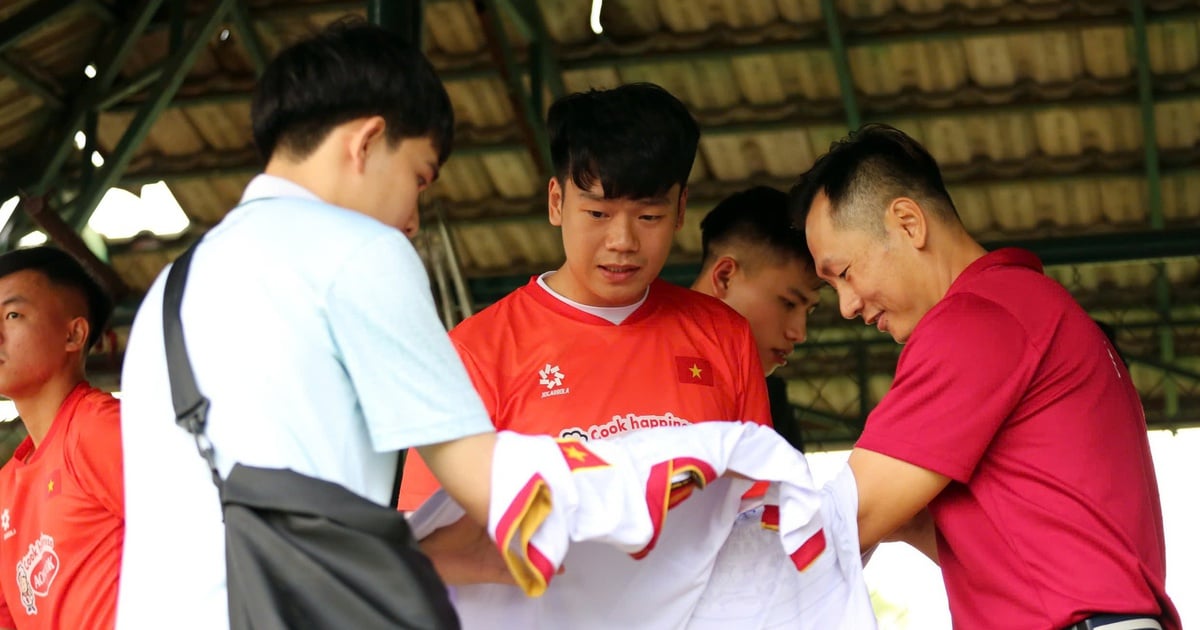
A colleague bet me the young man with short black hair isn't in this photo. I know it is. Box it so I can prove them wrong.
[117,22,500,629]
[400,83,773,629]
[0,246,120,630]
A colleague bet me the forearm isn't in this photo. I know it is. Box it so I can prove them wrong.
[416,432,496,526]
[848,448,950,553]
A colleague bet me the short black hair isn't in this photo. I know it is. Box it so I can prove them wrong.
[547,82,699,200]
[251,18,454,163]
[0,247,113,349]
[789,123,960,234]
[700,186,814,271]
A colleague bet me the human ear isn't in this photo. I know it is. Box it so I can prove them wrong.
[347,116,387,174]
[548,178,564,227]
[65,317,89,353]
[711,256,738,299]
[889,197,928,249]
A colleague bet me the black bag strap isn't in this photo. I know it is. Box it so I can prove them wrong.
[163,241,221,486]
[161,237,407,508]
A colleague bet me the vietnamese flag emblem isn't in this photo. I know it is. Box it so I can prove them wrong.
[46,469,62,499]
[555,440,610,472]
[675,356,714,386]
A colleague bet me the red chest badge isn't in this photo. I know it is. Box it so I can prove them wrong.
[674,356,714,386]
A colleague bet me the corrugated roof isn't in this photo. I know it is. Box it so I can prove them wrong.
[0,0,1197,446]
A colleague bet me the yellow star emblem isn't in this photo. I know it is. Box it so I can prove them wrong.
[47,480,54,492]
[689,364,702,379]
[563,445,589,462]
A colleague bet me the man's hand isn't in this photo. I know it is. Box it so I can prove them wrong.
[419,516,516,586]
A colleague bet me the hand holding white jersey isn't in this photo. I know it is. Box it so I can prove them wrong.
[409,422,876,629]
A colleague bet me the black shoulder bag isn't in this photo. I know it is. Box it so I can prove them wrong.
[163,242,460,630]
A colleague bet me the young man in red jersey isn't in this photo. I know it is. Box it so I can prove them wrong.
[0,247,120,630]
[400,83,772,628]
[795,124,1179,630]
[691,185,822,378]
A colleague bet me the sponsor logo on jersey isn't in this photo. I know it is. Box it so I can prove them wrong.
[538,363,570,398]
[1,508,12,541]
[559,412,692,441]
[16,533,59,615]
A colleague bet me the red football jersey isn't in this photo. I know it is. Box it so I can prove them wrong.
[0,383,123,630]
[399,278,771,510]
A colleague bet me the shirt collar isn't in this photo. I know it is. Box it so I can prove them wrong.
[239,174,323,205]
[949,247,1043,296]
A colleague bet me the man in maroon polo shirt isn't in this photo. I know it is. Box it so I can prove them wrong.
[791,124,1179,630]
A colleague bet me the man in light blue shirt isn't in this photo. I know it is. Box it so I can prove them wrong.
[117,21,500,629]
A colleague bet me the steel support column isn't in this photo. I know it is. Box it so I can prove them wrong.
[68,0,236,230]
[1132,0,1178,419]
[369,0,424,46]
[506,0,566,111]
[476,0,554,175]
[230,0,269,75]
[819,0,861,130]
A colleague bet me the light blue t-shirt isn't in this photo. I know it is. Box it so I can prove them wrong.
[117,175,493,629]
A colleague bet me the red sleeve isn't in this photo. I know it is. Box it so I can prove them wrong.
[65,392,124,517]
[398,337,500,511]
[856,294,1036,483]
[734,319,772,428]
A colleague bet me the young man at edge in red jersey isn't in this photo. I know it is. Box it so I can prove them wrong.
[795,123,1178,630]
[0,246,120,630]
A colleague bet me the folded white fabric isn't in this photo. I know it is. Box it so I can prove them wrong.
[408,423,876,629]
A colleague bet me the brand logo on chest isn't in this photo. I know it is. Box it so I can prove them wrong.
[538,363,570,398]
[1,509,12,540]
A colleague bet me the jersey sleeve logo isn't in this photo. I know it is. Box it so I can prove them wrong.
[554,440,610,472]
[674,356,714,386]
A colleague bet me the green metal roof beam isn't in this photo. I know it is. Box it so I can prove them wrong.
[0,57,62,108]
[98,63,166,110]
[1132,0,1177,417]
[29,0,168,199]
[67,0,237,231]
[79,0,117,23]
[477,0,553,176]
[1128,355,1200,386]
[508,0,566,101]
[0,0,76,54]
[820,0,860,130]
[230,0,268,74]
[368,0,424,47]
